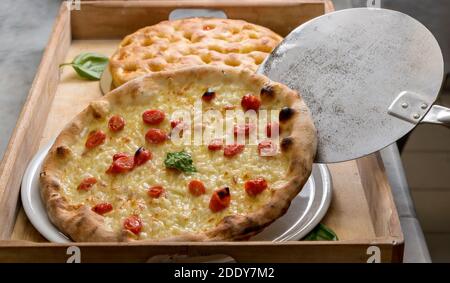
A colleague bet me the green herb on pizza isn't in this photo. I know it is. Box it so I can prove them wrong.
[164,151,197,173]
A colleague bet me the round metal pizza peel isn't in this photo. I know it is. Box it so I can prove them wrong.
[258,8,449,163]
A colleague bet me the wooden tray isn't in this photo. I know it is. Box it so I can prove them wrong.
[0,0,404,262]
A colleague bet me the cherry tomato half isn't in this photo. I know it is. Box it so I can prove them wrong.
[188,180,206,196]
[134,147,152,166]
[241,94,261,111]
[148,185,165,198]
[106,156,134,174]
[208,139,223,151]
[244,177,268,196]
[77,177,97,191]
[142,109,165,125]
[223,144,244,157]
[209,187,231,212]
[123,215,142,235]
[108,115,125,132]
[85,130,106,149]
[145,128,168,144]
[92,202,113,215]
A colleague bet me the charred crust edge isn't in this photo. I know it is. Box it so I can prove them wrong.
[202,89,216,100]
[56,145,71,158]
[217,187,230,199]
[279,107,295,122]
[281,137,294,151]
[260,84,274,98]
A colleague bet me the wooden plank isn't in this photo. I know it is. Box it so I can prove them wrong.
[40,40,120,147]
[0,240,397,263]
[71,0,325,38]
[356,154,403,242]
[0,3,71,240]
[10,209,46,242]
[322,161,376,240]
[323,0,334,13]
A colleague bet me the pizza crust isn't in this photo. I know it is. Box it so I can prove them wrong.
[40,66,317,242]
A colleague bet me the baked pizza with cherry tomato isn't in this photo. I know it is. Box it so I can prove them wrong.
[39,66,317,242]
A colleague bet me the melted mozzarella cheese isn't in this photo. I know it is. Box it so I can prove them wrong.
[60,84,290,239]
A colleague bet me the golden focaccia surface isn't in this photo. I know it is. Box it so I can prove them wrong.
[40,66,316,242]
[109,18,282,87]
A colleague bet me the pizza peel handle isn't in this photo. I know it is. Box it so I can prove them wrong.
[258,8,448,163]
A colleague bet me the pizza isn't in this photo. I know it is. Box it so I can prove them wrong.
[40,66,317,242]
[109,18,282,87]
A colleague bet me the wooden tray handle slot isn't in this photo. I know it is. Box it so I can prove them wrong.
[169,8,228,20]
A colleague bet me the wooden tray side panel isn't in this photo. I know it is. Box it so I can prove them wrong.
[356,154,404,262]
[71,1,325,39]
[0,4,71,240]
[0,241,396,263]
[357,154,403,241]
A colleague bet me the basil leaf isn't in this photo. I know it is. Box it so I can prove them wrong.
[303,223,338,241]
[164,151,197,173]
[60,52,109,80]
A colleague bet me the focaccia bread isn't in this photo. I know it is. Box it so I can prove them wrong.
[40,66,316,242]
[109,18,282,87]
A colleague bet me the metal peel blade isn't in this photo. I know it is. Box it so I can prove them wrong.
[258,8,447,163]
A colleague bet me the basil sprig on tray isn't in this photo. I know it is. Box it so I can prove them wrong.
[303,223,338,241]
[164,151,197,173]
[60,52,108,80]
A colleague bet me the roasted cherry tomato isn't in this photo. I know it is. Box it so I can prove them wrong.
[92,202,113,215]
[244,177,268,196]
[108,115,125,132]
[148,185,164,198]
[134,147,152,166]
[113,152,129,161]
[223,144,244,157]
[241,94,261,111]
[207,139,223,151]
[233,123,254,137]
[170,119,183,129]
[106,156,134,174]
[85,130,106,149]
[145,128,168,144]
[209,187,231,212]
[123,215,142,235]
[202,90,216,102]
[77,177,97,191]
[266,122,280,138]
[142,109,165,125]
[188,180,206,196]
[258,140,276,156]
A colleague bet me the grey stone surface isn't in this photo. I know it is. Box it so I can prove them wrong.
[0,0,60,158]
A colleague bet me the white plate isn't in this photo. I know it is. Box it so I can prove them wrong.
[21,142,331,243]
